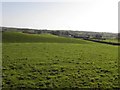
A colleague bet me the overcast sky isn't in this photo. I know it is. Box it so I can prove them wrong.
[1,0,120,33]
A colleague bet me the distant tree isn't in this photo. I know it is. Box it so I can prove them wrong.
[94,34,102,40]
[118,33,120,39]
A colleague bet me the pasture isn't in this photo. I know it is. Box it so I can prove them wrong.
[2,32,119,88]
[102,39,119,43]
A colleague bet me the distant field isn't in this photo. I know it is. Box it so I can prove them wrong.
[90,38,119,44]
[102,39,119,43]
[2,32,119,88]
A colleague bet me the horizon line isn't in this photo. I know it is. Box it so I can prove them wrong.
[1,25,118,34]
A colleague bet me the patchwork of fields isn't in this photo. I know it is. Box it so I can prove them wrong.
[2,32,119,88]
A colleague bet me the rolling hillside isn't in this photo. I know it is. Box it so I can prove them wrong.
[2,32,89,44]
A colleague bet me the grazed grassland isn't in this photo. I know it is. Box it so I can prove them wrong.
[103,39,119,43]
[2,32,119,88]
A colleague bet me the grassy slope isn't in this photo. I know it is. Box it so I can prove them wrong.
[2,32,119,88]
[2,32,89,44]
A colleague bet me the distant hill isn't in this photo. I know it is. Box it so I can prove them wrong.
[1,27,118,40]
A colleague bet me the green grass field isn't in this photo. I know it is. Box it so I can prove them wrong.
[102,39,119,43]
[2,32,119,88]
